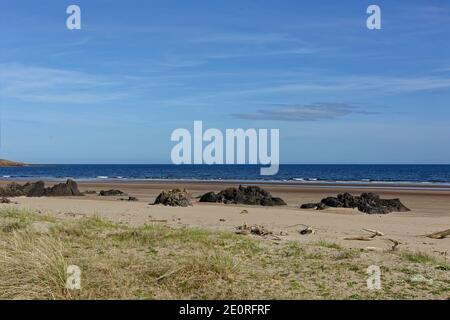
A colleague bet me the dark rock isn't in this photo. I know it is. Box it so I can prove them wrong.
[0,182,25,197]
[271,197,288,206]
[45,179,83,196]
[153,189,192,207]
[119,196,138,201]
[0,197,11,203]
[23,181,46,197]
[199,185,286,206]
[316,202,328,210]
[199,191,223,203]
[337,192,359,207]
[0,179,83,198]
[301,192,410,214]
[356,193,410,214]
[300,203,318,209]
[379,198,410,212]
[321,197,343,207]
[357,203,390,214]
[99,189,125,196]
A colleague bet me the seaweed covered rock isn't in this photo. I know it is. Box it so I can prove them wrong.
[300,192,410,214]
[153,189,192,207]
[199,191,223,203]
[356,193,410,214]
[99,189,125,196]
[199,185,286,206]
[0,179,83,197]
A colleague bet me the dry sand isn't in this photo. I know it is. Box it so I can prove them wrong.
[1,180,449,258]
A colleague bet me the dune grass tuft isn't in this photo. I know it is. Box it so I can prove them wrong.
[0,209,448,299]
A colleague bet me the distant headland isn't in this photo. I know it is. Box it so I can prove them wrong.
[0,159,27,167]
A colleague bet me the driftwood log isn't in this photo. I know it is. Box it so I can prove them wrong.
[343,229,384,241]
[426,229,450,239]
[344,229,401,251]
[385,238,401,251]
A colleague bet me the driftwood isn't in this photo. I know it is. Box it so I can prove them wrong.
[235,224,272,236]
[344,229,401,251]
[362,228,385,236]
[425,229,450,239]
[385,238,401,251]
[343,229,384,241]
[286,223,316,235]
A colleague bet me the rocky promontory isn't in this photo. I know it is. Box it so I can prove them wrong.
[0,159,27,167]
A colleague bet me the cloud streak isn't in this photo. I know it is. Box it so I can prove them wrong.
[234,103,376,121]
[235,74,450,96]
[0,63,128,104]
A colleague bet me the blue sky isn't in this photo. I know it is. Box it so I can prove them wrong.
[0,0,449,164]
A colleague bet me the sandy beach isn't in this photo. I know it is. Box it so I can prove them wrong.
[2,180,449,258]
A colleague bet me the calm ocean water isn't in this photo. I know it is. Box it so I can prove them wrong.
[1,164,450,184]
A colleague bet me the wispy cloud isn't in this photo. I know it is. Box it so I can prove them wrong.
[191,32,296,44]
[238,75,450,95]
[205,47,318,60]
[0,63,127,104]
[234,103,376,121]
[184,31,321,61]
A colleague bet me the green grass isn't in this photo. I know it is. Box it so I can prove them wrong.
[314,240,343,250]
[401,251,439,264]
[0,208,448,300]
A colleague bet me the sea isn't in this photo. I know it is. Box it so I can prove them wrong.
[1,164,450,186]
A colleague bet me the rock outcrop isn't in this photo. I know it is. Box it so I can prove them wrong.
[119,196,139,202]
[300,192,410,214]
[46,179,83,196]
[0,197,11,203]
[99,189,125,196]
[153,189,192,207]
[22,181,46,197]
[199,185,287,206]
[0,182,25,197]
[0,179,82,197]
